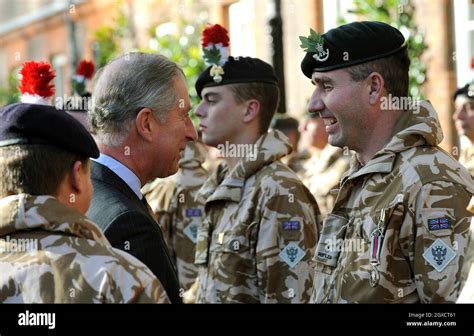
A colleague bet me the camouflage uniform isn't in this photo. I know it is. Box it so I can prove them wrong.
[311,101,474,303]
[0,194,169,303]
[457,197,474,303]
[195,130,320,303]
[301,145,350,219]
[143,141,209,290]
[459,140,474,177]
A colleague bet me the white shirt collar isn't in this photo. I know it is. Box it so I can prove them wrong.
[92,153,143,200]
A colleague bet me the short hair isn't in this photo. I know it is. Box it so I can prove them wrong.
[345,48,410,98]
[229,83,280,134]
[89,52,183,146]
[0,145,87,197]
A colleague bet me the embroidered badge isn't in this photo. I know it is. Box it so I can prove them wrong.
[183,222,198,243]
[422,238,456,272]
[282,220,301,231]
[186,208,202,217]
[427,217,450,231]
[279,242,305,268]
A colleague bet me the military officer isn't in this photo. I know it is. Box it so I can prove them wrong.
[301,21,474,303]
[453,82,474,177]
[192,24,320,303]
[0,103,169,303]
[143,140,209,291]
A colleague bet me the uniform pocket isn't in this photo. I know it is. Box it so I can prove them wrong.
[313,213,348,268]
[195,218,212,265]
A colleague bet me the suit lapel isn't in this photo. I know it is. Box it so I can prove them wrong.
[91,161,149,214]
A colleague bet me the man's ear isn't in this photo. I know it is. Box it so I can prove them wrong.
[69,161,85,194]
[367,72,385,105]
[135,108,155,142]
[243,100,260,123]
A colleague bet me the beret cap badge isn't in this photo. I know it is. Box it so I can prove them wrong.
[300,29,329,62]
[202,24,230,84]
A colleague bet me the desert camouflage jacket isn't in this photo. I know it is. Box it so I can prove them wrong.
[143,141,209,291]
[0,194,169,303]
[311,101,474,303]
[194,130,320,303]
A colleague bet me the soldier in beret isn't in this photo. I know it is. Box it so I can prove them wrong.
[453,82,474,177]
[192,24,319,303]
[0,103,169,303]
[301,21,474,303]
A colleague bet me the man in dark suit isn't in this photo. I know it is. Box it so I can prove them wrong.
[87,52,197,303]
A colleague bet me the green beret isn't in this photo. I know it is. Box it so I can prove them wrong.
[0,103,99,158]
[300,21,407,78]
[195,56,278,98]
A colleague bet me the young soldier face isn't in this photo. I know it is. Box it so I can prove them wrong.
[195,85,246,148]
[453,96,474,141]
[307,69,369,152]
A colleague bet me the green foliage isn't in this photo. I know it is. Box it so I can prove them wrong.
[0,71,20,106]
[145,18,206,126]
[203,45,222,65]
[347,0,427,98]
[92,0,128,68]
[299,28,325,53]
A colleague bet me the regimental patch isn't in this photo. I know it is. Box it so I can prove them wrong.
[422,238,456,272]
[279,242,305,268]
[427,217,450,231]
[186,208,202,217]
[282,220,301,231]
[183,222,198,243]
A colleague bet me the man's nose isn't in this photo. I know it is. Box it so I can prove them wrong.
[307,90,324,114]
[194,102,205,118]
[186,117,198,141]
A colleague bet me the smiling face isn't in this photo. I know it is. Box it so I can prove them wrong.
[151,75,197,177]
[307,69,371,152]
[453,96,474,141]
[194,85,246,147]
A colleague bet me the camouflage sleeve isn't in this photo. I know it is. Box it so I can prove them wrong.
[405,181,471,303]
[109,249,171,304]
[255,190,319,303]
[130,277,171,304]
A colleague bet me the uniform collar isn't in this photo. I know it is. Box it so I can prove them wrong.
[0,194,110,246]
[198,130,291,203]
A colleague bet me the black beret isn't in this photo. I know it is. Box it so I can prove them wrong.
[301,21,407,78]
[0,103,99,158]
[453,83,474,100]
[196,56,278,98]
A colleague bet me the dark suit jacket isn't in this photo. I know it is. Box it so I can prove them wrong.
[87,161,181,303]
